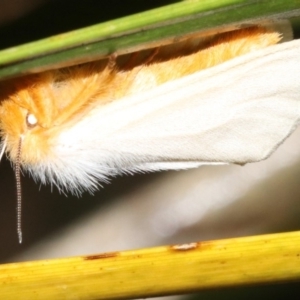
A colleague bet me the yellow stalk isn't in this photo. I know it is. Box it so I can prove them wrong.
[0,231,299,299]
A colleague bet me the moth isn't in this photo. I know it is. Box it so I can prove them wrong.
[0,25,300,242]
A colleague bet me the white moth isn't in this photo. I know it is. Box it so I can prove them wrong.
[61,38,300,182]
[0,29,299,193]
[0,27,299,242]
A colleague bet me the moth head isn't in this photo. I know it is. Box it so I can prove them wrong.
[0,74,56,165]
[0,74,59,245]
[0,64,113,166]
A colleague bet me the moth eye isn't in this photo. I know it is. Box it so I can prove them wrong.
[26,113,38,128]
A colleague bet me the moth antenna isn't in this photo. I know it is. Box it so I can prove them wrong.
[0,137,7,162]
[15,136,23,244]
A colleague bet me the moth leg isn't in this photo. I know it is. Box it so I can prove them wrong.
[107,53,117,70]
[122,47,160,71]
[143,47,159,65]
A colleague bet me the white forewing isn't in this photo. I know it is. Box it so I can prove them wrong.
[28,39,300,193]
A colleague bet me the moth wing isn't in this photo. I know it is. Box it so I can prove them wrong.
[91,39,300,171]
[56,39,300,192]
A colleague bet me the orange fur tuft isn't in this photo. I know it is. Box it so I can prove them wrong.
[120,27,281,95]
